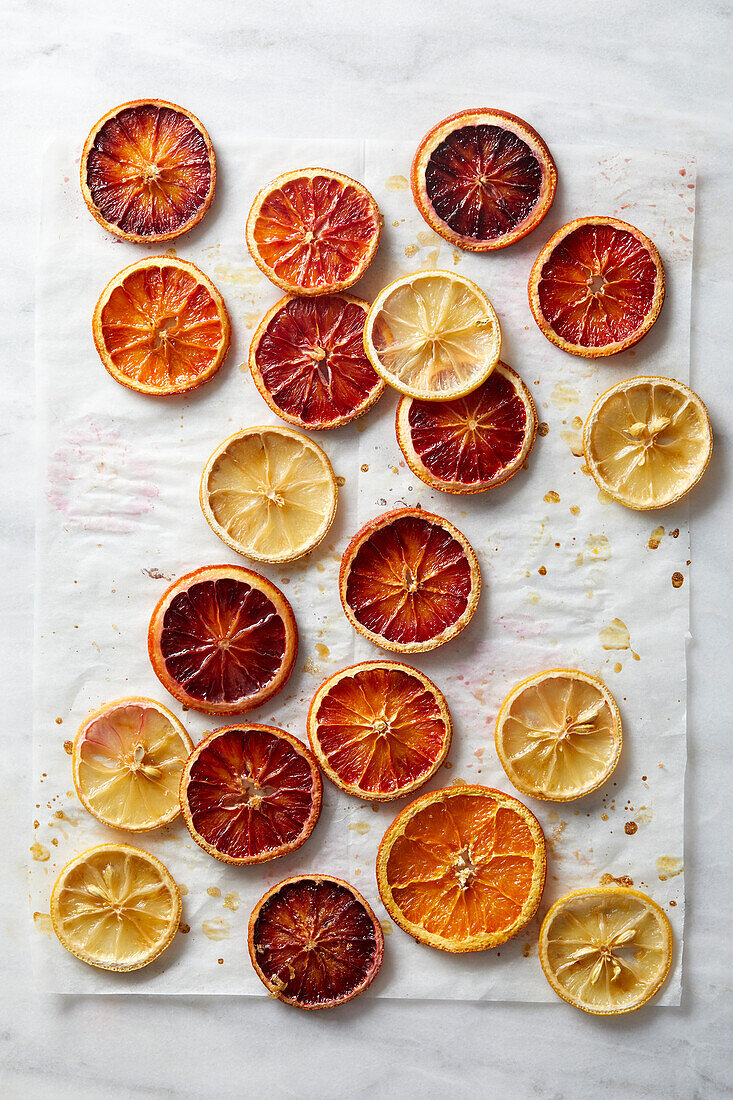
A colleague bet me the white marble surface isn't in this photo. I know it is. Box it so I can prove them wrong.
[2,0,732,1096]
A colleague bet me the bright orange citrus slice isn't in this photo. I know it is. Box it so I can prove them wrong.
[377,785,546,952]
[246,168,381,295]
[307,661,452,800]
[539,887,673,1014]
[93,256,230,395]
[73,698,193,831]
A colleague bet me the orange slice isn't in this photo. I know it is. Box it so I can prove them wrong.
[411,108,557,251]
[50,844,181,971]
[539,887,673,1014]
[249,875,384,1009]
[528,217,665,357]
[583,375,712,509]
[148,565,298,715]
[73,698,193,831]
[93,256,230,395]
[339,508,481,653]
[495,670,622,801]
[199,426,337,563]
[307,661,452,800]
[364,271,501,400]
[377,785,546,952]
[396,361,537,493]
[246,168,381,295]
[180,725,321,864]
[81,99,215,242]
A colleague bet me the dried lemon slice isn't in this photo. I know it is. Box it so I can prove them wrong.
[363,270,501,400]
[495,669,621,801]
[50,844,181,971]
[539,887,673,1014]
[72,698,193,831]
[200,425,338,563]
[583,375,712,509]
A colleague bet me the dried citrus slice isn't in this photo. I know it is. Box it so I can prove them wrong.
[249,875,384,1009]
[528,216,664,357]
[148,565,297,715]
[81,99,215,242]
[249,294,384,429]
[93,256,230,396]
[50,844,181,971]
[200,426,337,563]
[339,508,481,653]
[377,785,546,952]
[495,670,622,802]
[583,375,712,510]
[411,108,557,252]
[180,725,321,864]
[396,362,537,494]
[364,271,501,400]
[246,168,381,295]
[307,661,452,800]
[539,887,673,1014]
[72,698,193,831]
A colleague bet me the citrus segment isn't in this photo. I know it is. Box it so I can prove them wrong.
[73,698,193,831]
[339,508,481,653]
[246,168,381,295]
[93,257,230,395]
[528,217,664,356]
[81,100,215,242]
[148,565,297,715]
[200,426,337,562]
[539,887,673,1014]
[364,271,501,400]
[249,876,384,1009]
[249,294,384,429]
[50,844,181,971]
[583,375,712,509]
[180,725,321,864]
[308,661,452,800]
[396,362,537,493]
[411,109,556,251]
[377,785,546,952]
[495,670,622,801]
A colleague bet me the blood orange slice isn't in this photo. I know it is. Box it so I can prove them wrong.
[340,508,481,653]
[249,875,384,1009]
[249,294,384,429]
[376,785,546,952]
[148,565,297,715]
[180,725,321,864]
[307,661,452,800]
[528,217,665,357]
[81,100,215,242]
[411,109,557,251]
[246,168,381,295]
[396,362,537,494]
[93,257,230,395]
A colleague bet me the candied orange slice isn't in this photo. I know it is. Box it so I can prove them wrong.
[93,256,230,395]
[308,661,452,800]
[377,785,546,952]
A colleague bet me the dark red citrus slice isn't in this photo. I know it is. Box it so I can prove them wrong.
[248,875,384,1008]
[395,362,537,494]
[246,168,381,295]
[528,216,665,357]
[339,508,481,653]
[147,565,297,716]
[411,109,557,252]
[81,99,215,242]
[307,661,452,800]
[180,725,321,864]
[249,294,384,429]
